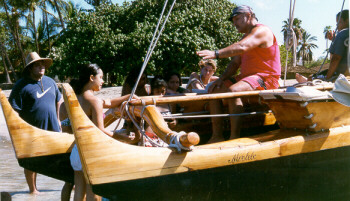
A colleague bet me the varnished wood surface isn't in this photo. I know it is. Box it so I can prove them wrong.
[129,84,334,106]
[266,99,350,131]
[62,83,350,186]
[0,89,74,159]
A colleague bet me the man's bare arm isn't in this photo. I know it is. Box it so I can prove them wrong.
[326,54,342,79]
[197,26,273,59]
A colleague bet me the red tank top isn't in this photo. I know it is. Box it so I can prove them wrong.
[236,24,281,80]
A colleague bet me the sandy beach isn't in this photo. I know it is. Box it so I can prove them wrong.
[0,87,122,201]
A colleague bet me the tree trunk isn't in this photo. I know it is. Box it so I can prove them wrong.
[0,40,18,81]
[33,9,40,53]
[53,0,65,30]
[1,51,12,83]
[44,3,51,53]
[2,0,26,68]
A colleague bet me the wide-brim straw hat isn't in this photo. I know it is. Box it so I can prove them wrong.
[330,74,350,107]
[25,52,53,70]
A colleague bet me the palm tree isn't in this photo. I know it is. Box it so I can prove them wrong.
[49,0,67,30]
[0,12,18,81]
[281,17,304,44]
[297,31,318,66]
[1,0,26,68]
[0,45,12,83]
[323,25,332,52]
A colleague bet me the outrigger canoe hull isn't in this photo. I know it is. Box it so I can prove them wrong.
[0,89,74,183]
[62,83,350,201]
[94,145,350,201]
[18,153,73,184]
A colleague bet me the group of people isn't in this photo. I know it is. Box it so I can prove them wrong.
[7,4,348,200]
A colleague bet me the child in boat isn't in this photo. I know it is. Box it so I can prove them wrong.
[187,59,219,93]
[164,71,188,95]
[120,67,150,140]
[150,76,176,128]
[62,63,137,201]
[121,66,150,96]
[296,10,349,83]
[141,76,171,147]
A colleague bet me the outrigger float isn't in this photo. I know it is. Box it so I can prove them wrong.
[0,89,74,184]
[62,79,350,201]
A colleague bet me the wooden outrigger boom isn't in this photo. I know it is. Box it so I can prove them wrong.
[0,89,74,183]
[62,82,350,200]
[129,83,334,106]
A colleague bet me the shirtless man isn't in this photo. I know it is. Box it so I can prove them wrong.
[197,5,281,142]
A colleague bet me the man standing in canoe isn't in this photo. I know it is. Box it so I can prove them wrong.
[197,5,281,142]
[9,52,72,198]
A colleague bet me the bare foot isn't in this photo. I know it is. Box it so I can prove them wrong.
[295,73,308,83]
[30,189,40,195]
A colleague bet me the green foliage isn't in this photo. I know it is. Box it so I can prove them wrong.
[49,0,240,84]
[279,44,293,68]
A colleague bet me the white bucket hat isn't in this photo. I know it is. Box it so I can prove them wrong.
[330,74,350,107]
[25,52,53,70]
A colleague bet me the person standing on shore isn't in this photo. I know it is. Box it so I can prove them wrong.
[9,52,72,198]
[196,5,281,142]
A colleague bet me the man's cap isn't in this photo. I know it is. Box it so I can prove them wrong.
[228,5,255,21]
[25,52,53,70]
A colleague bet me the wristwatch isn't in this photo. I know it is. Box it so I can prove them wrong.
[214,50,219,59]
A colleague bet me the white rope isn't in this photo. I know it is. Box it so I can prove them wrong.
[128,0,177,102]
[168,131,193,152]
[124,103,166,147]
[162,110,272,119]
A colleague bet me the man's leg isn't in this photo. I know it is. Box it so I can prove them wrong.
[24,169,39,194]
[208,99,224,143]
[228,97,244,139]
[73,171,87,201]
[227,81,254,139]
[61,182,74,201]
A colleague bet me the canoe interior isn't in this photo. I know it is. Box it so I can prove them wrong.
[18,153,74,184]
[93,145,350,201]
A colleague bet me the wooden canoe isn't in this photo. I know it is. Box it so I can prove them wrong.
[0,89,74,183]
[62,83,350,200]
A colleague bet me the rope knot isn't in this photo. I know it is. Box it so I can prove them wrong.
[168,131,193,152]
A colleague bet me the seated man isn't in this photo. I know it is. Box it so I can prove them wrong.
[197,5,281,142]
[296,10,349,83]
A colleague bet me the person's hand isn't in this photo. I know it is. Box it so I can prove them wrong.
[196,50,215,60]
[168,119,177,128]
[327,30,335,40]
[208,78,224,93]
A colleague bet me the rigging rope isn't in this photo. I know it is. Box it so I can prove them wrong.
[283,0,297,86]
[127,0,177,102]
[115,0,177,136]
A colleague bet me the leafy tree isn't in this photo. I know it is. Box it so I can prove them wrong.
[297,31,318,66]
[50,0,240,84]
[84,0,111,7]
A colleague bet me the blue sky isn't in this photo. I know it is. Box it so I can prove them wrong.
[75,0,349,59]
